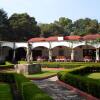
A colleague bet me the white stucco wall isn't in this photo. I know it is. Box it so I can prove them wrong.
[15,42,27,49]
[1,42,14,48]
[32,42,49,49]
[0,41,100,61]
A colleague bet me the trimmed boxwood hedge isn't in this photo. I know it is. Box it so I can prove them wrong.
[14,73,53,100]
[0,83,13,100]
[0,73,53,100]
[57,65,100,98]
[0,73,15,83]
[40,62,100,69]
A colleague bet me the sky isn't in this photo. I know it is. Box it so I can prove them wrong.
[0,0,100,23]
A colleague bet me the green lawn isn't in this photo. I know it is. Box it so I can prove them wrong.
[26,70,64,78]
[87,73,100,79]
[0,83,13,100]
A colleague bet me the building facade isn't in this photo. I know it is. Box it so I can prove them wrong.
[0,34,100,62]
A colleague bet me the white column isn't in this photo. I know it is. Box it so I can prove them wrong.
[49,42,52,61]
[30,50,33,61]
[26,42,33,63]
[71,48,74,61]
[49,49,52,61]
[12,42,16,62]
[96,48,99,62]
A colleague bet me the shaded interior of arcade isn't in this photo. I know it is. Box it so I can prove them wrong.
[0,45,100,62]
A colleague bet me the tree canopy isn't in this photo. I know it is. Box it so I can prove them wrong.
[0,9,10,41]
[0,9,100,41]
[9,13,41,41]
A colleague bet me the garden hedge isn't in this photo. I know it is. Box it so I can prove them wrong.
[0,83,13,100]
[40,62,100,69]
[57,65,100,98]
[0,73,53,100]
[14,73,53,100]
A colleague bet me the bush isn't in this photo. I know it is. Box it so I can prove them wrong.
[14,74,53,100]
[0,73,53,100]
[41,63,81,68]
[57,66,100,98]
[0,73,15,83]
[0,83,13,100]
[40,62,100,69]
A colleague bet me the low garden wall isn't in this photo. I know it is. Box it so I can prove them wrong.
[15,63,41,75]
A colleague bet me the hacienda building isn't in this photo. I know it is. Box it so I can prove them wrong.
[0,34,100,62]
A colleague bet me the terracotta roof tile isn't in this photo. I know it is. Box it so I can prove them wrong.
[64,36,82,40]
[82,34,100,40]
[28,38,45,42]
[45,37,58,41]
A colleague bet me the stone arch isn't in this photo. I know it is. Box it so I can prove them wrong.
[32,46,48,61]
[74,45,96,61]
[0,46,13,61]
[51,41,70,49]
[52,46,71,60]
[15,47,27,61]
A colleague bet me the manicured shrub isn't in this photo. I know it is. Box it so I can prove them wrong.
[41,62,100,69]
[0,73,53,100]
[0,73,14,83]
[41,63,81,68]
[57,66,100,98]
[14,73,53,100]
[0,83,13,100]
[23,83,53,100]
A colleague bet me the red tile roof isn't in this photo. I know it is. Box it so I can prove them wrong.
[28,34,100,42]
[82,34,100,40]
[64,36,82,40]
[28,37,45,42]
[45,37,58,41]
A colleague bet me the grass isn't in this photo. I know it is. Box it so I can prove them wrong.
[87,73,100,79]
[39,61,100,64]
[0,83,13,100]
[0,61,14,67]
[18,60,27,64]
[26,70,64,78]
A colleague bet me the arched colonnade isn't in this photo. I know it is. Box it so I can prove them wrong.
[0,41,100,62]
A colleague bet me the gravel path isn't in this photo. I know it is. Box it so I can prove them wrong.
[33,76,86,100]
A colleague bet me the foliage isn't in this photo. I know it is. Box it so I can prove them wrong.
[14,73,53,100]
[39,23,64,37]
[57,66,100,98]
[0,9,10,41]
[26,70,58,78]
[73,18,99,36]
[9,13,41,41]
[0,73,53,100]
[0,9,100,41]
[0,83,13,100]
[40,61,100,68]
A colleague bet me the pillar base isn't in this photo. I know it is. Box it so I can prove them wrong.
[95,60,99,62]
[15,63,41,75]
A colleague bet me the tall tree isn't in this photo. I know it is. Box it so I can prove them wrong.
[39,23,63,37]
[9,13,41,41]
[73,18,99,36]
[0,9,10,41]
[54,17,73,36]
